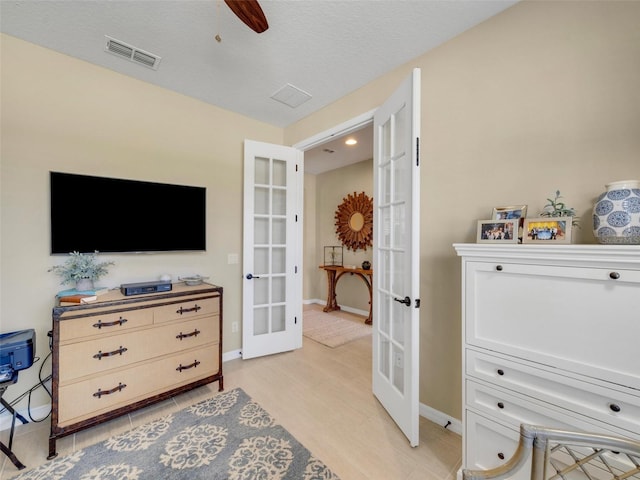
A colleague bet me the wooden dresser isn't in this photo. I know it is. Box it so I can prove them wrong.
[454,244,640,480]
[49,283,223,459]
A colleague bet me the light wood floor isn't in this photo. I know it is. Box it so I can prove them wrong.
[1,305,461,479]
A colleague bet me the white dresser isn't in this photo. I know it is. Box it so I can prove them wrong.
[454,244,640,479]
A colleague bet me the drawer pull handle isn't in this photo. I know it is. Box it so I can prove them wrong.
[93,346,128,360]
[176,305,202,315]
[496,265,503,271]
[497,369,505,376]
[497,453,505,460]
[609,271,621,280]
[610,403,622,413]
[176,329,201,340]
[176,360,201,372]
[93,382,126,399]
[497,402,505,409]
[93,317,128,329]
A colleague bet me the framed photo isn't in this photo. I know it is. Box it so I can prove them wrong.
[476,219,519,243]
[323,245,343,266]
[491,205,528,220]
[522,217,572,244]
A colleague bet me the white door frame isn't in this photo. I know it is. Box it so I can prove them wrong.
[292,109,376,152]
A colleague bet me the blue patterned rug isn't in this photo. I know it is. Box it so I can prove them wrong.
[13,388,339,479]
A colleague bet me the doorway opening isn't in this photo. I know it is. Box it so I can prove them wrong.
[295,112,374,323]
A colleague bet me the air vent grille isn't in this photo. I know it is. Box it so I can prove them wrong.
[132,50,157,68]
[270,83,312,108]
[105,36,161,70]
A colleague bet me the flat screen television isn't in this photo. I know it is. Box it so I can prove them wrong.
[50,172,206,254]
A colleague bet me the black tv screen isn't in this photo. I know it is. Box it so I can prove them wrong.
[50,172,206,254]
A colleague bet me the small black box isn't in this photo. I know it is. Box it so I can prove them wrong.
[120,280,172,296]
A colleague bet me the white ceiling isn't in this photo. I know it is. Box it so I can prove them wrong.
[0,0,517,173]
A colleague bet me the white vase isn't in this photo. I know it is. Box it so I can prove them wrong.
[76,278,94,291]
[592,180,640,244]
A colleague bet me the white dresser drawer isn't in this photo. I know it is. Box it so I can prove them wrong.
[466,349,640,438]
[465,261,640,389]
[466,379,635,437]
[466,409,639,480]
[465,411,528,480]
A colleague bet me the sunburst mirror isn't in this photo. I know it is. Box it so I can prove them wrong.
[334,191,373,251]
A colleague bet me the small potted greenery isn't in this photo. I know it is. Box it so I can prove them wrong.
[540,190,580,228]
[49,251,114,290]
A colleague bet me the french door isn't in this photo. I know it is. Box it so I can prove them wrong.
[372,68,421,446]
[241,140,303,359]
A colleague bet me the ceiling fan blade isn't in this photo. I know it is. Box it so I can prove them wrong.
[224,0,269,34]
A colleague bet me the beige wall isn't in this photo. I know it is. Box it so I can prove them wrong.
[287,1,640,420]
[0,34,282,409]
[307,159,373,312]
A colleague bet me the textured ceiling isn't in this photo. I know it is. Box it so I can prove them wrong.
[1,0,517,173]
[1,0,517,127]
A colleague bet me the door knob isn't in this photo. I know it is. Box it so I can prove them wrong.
[246,273,260,280]
[394,296,411,307]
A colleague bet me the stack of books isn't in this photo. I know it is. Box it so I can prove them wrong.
[57,287,110,306]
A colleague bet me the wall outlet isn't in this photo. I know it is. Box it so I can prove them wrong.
[228,253,239,264]
[232,322,239,333]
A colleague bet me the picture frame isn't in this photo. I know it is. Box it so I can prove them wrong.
[323,245,343,266]
[476,219,519,243]
[491,205,528,220]
[522,217,572,244]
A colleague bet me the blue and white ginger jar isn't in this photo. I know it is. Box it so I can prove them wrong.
[592,180,640,244]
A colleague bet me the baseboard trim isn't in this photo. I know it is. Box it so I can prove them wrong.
[304,298,368,317]
[0,404,51,432]
[419,402,462,436]
[223,349,242,362]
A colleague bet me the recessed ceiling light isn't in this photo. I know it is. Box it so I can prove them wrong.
[345,138,357,146]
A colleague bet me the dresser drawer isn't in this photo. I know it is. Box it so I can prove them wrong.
[154,296,219,323]
[59,308,154,342]
[464,261,640,389]
[465,380,635,436]
[57,343,219,426]
[465,410,637,480]
[466,349,640,437]
[58,316,219,382]
[465,411,528,480]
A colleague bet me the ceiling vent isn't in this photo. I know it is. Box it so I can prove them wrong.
[270,83,312,108]
[104,36,161,70]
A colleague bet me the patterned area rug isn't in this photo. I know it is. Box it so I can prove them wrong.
[303,309,371,348]
[12,388,339,480]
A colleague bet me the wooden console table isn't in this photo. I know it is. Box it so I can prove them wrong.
[319,265,373,324]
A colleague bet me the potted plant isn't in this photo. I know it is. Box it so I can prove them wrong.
[49,251,114,290]
[540,190,580,227]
